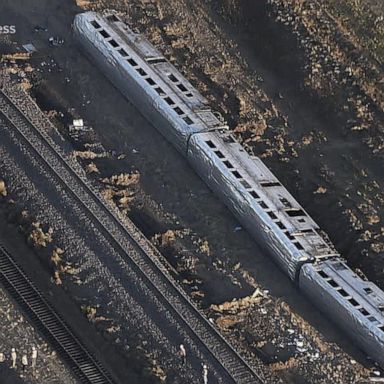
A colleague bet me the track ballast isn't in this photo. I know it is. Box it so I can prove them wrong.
[0,244,115,384]
[0,87,263,384]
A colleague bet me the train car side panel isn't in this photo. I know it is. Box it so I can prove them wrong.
[188,132,309,279]
[73,12,203,154]
[299,261,384,368]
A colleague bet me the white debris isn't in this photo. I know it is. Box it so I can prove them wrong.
[22,43,37,53]
[73,119,84,128]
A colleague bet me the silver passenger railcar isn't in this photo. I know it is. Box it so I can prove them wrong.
[300,259,384,367]
[187,130,337,280]
[73,11,384,368]
[73,11,336,280]
[73,12,225,155]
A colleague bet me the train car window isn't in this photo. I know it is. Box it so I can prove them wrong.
[146,78,156,86]
[232,170,242,179]
[91,20,101,29]
[259,201,268,209]
[206,140,216,149]
[183,116,193,125]
[136,68,147,76]
[185,92,193,98]
[378,305,384,313]
[276,221,286,230]
[261,181,281,187]
[164,97,175,106]
[338,289,349,297]
[215,150,225,159]
[359,307,369,316]
[349,298,359,307]
[378,325,384,332]
[368,316,378,323]
[249,191,259,199]
[223,160,233,169]
[177,83,188,92]
[118,48,128,57]
[285,232,295,240]
[286,209,306,217]
[327,279,339,288]
[364,287,373,294]
[173,106,185,116]
[294,242,304,251]
[154,87,165,96]
[99,30,110,38]
[168,74,178,83]
[318,270,329,279]
[267,211,277,220]
[241,180,251,189]
[107,15,120,22]
[128,58,138,67]
[108,39,119,48]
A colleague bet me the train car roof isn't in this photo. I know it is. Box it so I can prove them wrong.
[192,130,339,261]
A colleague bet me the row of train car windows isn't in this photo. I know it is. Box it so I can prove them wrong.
[206,139,307,252]
[92,21,309,250]
[93,21,320,256]
[206,142,307,220]
[120,57,194,123]
[95,20,194,102]
[91,20,102,29]
[318,269,384,331]
[107,15,120,23]
[91,15,121,30]
[168,74,193,98]
[91,21,196,127]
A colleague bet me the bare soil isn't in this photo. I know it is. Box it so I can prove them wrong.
[0,0,383,383]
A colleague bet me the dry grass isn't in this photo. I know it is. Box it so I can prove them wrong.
[326,0,384,64]
[75,0,92,7]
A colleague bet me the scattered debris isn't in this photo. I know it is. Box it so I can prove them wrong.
[48,36,64,46]
[0,179,7,197]
[22,44,37,53]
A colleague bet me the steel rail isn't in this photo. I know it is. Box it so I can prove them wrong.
[0,88,263,384]
[0,244,115,384]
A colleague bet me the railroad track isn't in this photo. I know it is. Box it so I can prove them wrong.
[0,244,115,384]
[0,87,263,384]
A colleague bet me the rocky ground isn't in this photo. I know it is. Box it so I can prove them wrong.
[0,0,383,383]
[0,282,77,384]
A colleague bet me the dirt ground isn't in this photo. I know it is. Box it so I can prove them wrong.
[0,0,383,383]
[212,0,384,285]
[0,196,152,383]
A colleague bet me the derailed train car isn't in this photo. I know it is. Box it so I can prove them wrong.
[300,261,384,367]
[73,11,384,367]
